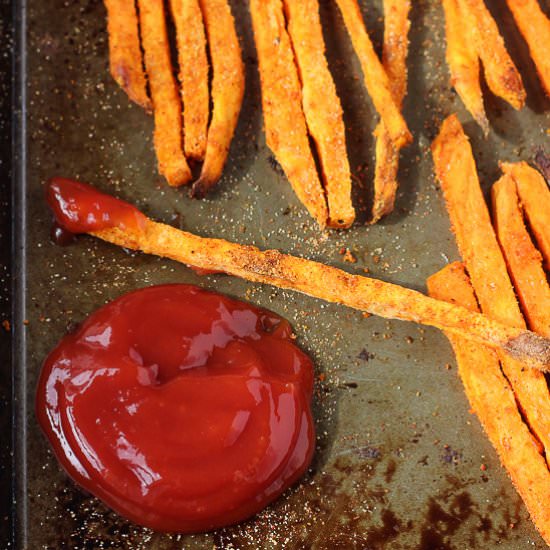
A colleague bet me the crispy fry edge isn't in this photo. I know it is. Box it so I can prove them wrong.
[441,0,488,135]
[283,0,355,229]
[432,113,550,460]
[492,174,550,337]
[459,0,526,110]
[249,0,328,228]
[169,0,210,161]
[501,161,550,272]
[104,0,152,112]
[335,0,412,149]
[428,262,550,545]
[191,0,245,197]
[505,0,550,97]
[137,0,192,186]
[371,0,411,223]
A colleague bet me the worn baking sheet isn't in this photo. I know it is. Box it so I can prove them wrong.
[10,0,550,548]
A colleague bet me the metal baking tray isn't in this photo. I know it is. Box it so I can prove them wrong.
[6,0,550,547]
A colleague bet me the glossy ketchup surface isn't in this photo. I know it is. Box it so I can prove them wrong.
[37,285,315,533]
[46,177,147,236]
[41,178,315,532]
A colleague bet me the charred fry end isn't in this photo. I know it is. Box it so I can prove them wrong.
[503,332,550,373]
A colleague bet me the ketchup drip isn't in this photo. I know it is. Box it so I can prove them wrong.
[39,181,315,533]
[46,177,147,236]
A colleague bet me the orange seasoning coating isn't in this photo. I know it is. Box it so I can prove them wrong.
[250,0,328,227]
[428,262,550,546]
[371,0,411,223]
[432,115,550,462]
[192,0,245,197]
[492,174,550,336]
[169,0,210,161]
[501,161,550,271]
[104,0,151,111]
[283,0,355,228]
[137,0,192,186]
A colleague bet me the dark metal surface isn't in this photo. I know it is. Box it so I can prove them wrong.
[8,0,550,548]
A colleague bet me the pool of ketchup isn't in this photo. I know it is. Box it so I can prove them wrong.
[39,178,316,532]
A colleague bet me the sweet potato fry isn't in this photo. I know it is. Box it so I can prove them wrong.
[441,0,488,135]
[432,114,550,458]
[137,0,191,186]
[46,179,548,369]
[501,161,550,271]
[283,0,355,228]
[505,0,550,97]
[169,0,209,161]
[192,0,245,197]
[458,0,526,110]
[249,0,328,227]
[334,0,412,148]
[492,174,550,337]
[104,0,151,112]
[427,262,550,545]
[371,0,411,223]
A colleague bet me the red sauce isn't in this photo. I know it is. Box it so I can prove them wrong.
[46,177,147,236]
[36,284,315,532]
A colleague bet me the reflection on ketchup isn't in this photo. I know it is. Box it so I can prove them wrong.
[36,284,315,532]
[46,177,147,237]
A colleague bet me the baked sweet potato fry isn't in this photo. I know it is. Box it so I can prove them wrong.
[169,0,209,161]
[432,114,550,458]
[45,178,550,369]
[334,0,412,148]
[283,0,355,228]
[441,0,488,135]
[501,161,550,271]
[104,0,151,112]
[458,0,526,110]
[192,0,245,197]
[371,0,411,223]
[427,262,550,545]
[505,0,550,97]
[250,0,328,227]
[137,0,192,186]
[492,174,550,336]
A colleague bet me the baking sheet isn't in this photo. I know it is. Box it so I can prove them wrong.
[9,0,550,547]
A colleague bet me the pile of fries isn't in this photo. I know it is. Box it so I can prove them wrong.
[104,0,244,195]
[442,0,550,133]
[250,0,412,227]
[431,114,550,544]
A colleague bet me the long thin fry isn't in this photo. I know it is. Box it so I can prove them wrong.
[501,161,550,271]
[458,0,526,110]
[334,0,412,148]
[169,0,209,161]
[137,0,192,186]
[44,182,547,369]
[104,0,151,112]
[371,0,411,223]
[505,0,550,97]
[441,0,488,135]
[249,0,328,227]
[432,114,550,459]
[427,262,550,545]
[492,174,550,337]
[283,0,355,229]
[192,0,245,197]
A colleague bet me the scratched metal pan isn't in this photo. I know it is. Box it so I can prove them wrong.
[8,0,550,547]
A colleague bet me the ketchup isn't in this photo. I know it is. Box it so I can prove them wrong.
[46,177,147,236]
[39,178,316,533]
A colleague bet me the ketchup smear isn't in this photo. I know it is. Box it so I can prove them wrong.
[46,177,147,238]
[39,178,316,533]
